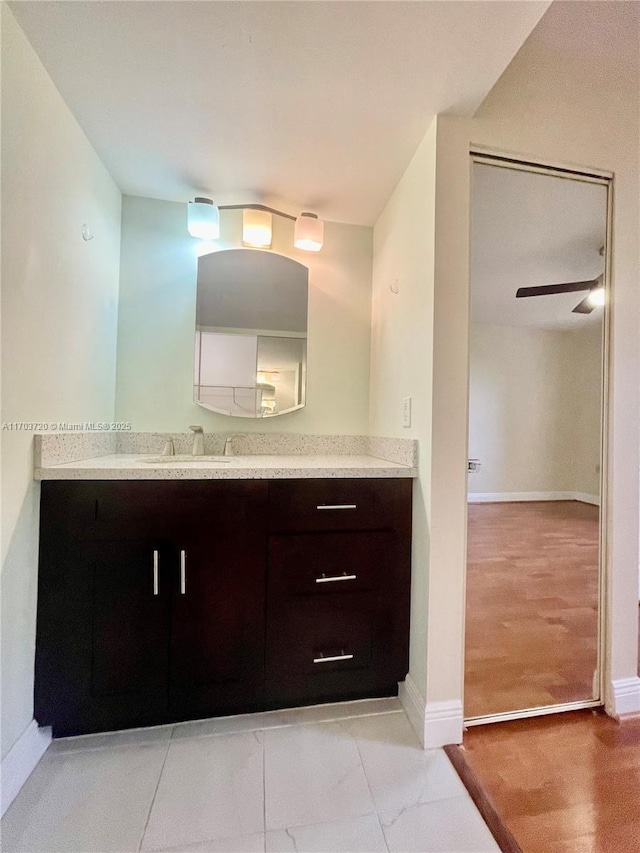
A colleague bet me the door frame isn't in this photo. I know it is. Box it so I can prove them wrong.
[463,149,613,726]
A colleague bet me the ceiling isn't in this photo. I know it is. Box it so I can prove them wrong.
[9,0,550,225]
[471,163,607,331]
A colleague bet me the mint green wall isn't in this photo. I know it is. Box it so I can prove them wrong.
[115,196,373,434]
[1,6,122,758]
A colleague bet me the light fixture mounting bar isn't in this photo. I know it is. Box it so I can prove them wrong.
[218,203,297,222]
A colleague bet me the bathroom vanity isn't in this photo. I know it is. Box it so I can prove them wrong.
[34,437,415,737]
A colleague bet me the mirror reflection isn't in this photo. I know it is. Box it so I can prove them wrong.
[194,249,308,417]
[465,161,607,721]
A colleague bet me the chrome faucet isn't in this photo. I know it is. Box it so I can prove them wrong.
[223,434,245,456]
[189,425,205,456]
[161,438,175,456]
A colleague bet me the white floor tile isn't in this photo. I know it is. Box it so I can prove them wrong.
[342,712,467,811]
[141,731,264,851]
[266,814,388,852]
[152,833,265,852]
[380,796,501,853]
[173,712,280,740]
[275,698,402,728]
[172,698,402,741]
[48,724,174,754]
[1,709,498,853]
[1,740,168,852]
[264,722,375,830]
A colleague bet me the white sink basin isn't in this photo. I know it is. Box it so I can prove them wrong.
[138,455,232,464]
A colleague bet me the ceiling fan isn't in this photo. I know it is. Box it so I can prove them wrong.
[515,247,605,314]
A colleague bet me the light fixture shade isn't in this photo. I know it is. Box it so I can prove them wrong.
[243,209,272,248]
[187,197,220,240]
[294,212,324,252]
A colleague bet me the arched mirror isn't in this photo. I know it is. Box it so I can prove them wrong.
[194,249,308,417]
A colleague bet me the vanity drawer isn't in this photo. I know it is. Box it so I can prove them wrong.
[90,481,264,539]
[265,598,395,704]
[268,478,411,532]
[268,532,394,599]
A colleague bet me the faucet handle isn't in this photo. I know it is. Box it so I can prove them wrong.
[189,425,205,457]
[161,438,175,456]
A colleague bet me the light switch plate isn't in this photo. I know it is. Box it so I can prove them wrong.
[402,396,412,428]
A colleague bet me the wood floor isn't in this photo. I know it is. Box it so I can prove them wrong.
[465,501,600,718]
[460,710,640,853]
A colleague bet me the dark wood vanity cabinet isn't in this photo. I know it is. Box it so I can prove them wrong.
[36,481,268,736]
[35,478,411,736]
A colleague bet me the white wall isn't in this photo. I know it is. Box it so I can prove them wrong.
[470,22,640,709]
[370,5,640,737]
[115,197,372,434]
[468,323,602,498]
[430,19,639,723]
[0,7,122,758]
[566,324,603,498]
[370,118,437,701]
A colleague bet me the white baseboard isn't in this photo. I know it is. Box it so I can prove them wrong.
[423,699,464,749]
[399,676,463,749]
[572,492,600,506]
[468,490,600,506]
[399,675,426,746]
[610,677,640,719]
[1,720,51,816]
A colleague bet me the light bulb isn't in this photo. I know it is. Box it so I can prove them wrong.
[587,287,605,307]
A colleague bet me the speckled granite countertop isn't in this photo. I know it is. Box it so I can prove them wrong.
[35,453,416,480]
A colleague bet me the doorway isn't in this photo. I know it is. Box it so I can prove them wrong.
[464,155,610,724]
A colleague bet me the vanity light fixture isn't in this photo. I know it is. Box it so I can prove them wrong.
[188,201,324,252]
[242,208,272,248]
[294,212,324,252]
[187,197,220,240]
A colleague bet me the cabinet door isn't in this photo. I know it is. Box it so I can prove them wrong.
[90,540,170,709]
[36,534,171,737]
[168,482,267,719]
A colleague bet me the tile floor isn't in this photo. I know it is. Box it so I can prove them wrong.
[2,699,500,853]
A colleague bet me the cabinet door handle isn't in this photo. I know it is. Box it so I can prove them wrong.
[153,550,159,596]
[313,652,354,664]
[316,504,357,511]
[315,573,357,584]
[180,550,186,595]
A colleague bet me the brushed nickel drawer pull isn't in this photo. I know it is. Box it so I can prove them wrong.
[316,504,357,510]
[313,651,354,664]
[153,550,159,596]
[315,573,357,584]
[180,550,186,595]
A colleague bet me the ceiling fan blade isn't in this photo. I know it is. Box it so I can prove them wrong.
[572,295,595,314]
[516,279,599,298]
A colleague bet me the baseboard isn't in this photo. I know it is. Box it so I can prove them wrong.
[399,675,426,746]
[468,491,600,506]
[424,699,464,748]
[399,675,464,748]
[1,720,52,816]
[572,492,600,506]
[610,677,640,719]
